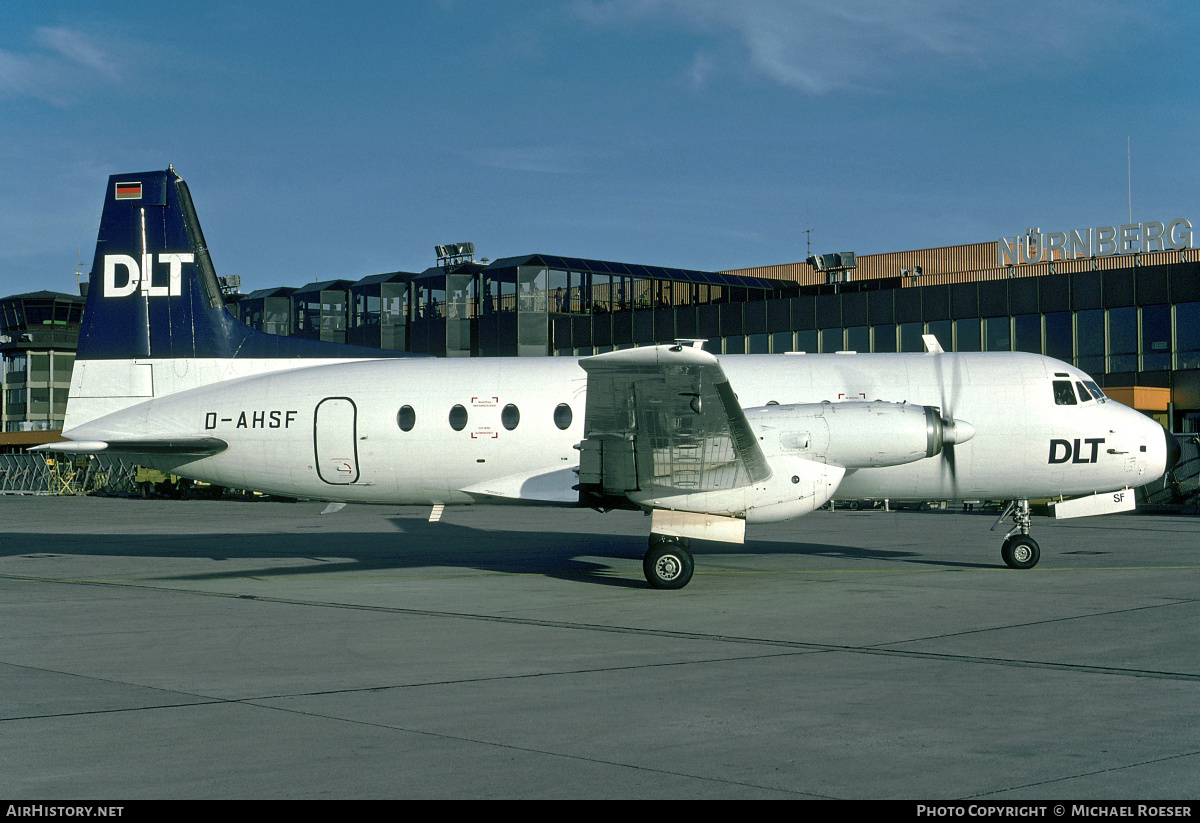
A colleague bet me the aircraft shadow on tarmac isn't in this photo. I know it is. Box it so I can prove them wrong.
[4,511,997,589]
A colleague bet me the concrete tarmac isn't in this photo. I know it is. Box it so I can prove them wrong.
[2,496,1198,799]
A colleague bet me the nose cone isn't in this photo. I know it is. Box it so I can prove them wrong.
[1164,428,1181,474]
[945,418,976,445]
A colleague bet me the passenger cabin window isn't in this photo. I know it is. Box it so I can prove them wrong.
[449,404,468,431]
[1053,381,1077,406]
[501,404,520,430]
[553,403,572,430]
[397,405,416,431]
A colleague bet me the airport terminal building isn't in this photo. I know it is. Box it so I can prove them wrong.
[1,291,83,441]
[3,223,1200,447]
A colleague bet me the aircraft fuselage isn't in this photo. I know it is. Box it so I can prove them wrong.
[65,350,1169,507]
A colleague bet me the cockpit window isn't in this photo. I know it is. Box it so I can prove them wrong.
[1076,381,1092,402]
[1084,380,1106,402]
[1053,380,1077,405]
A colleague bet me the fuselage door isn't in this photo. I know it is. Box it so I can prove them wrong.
[314,397,359,484]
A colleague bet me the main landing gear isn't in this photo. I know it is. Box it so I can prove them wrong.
[644,533,694,589]
[993,499,1041,569]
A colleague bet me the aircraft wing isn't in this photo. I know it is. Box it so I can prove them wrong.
[29,437,228,456]
[577,344,771,501]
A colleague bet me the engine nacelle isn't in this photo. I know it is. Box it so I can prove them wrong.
[745,401,973,469]
[628,453,845,524]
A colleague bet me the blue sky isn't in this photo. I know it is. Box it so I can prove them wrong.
[1,0,1196,298]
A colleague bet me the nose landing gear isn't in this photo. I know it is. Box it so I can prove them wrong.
[1001,533,1041,569]
[993,499,1041,569]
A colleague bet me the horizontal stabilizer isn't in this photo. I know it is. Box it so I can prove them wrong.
[30,437,228,456]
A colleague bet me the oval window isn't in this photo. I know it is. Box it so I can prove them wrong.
[449,404,467,431]
[397,405,415,431]
[553,403,572,430]
[501,404,520,431]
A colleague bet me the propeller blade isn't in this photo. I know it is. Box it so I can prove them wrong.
[930,347,969,495]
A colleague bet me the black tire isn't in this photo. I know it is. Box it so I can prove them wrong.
[643,536,694,590]
[1001,535,1041,569]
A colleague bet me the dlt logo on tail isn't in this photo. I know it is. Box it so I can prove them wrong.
[103,253,193,297]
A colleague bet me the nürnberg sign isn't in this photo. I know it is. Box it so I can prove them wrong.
[998,219,1194,266]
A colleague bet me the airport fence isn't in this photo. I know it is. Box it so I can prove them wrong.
[0,453,139,496]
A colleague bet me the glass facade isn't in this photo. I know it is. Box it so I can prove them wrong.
[955,319,981,352]
[1108,306,1138,373]
[872,324,897,352]
[1076,309,1104,375]
[1142,304,1170,371]
[899,322,925,353]
[985,316,1011,352]
[10,255,1200,436]
[820,328,843,353]
[846,325,870,353]
[1045,312,1072,361]
[1,292,84,434]
[1178,302,1200,370]
[515,260,1197,426]
[348,273,416,350]
[238,288,295,337]
[925,320,952,351]
[1014,314,1041,354]
[0,349,74,432]
[291,280,354,344]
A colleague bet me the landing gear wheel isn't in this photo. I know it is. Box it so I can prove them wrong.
[644,535,694,590]
[1001,535,1041,569]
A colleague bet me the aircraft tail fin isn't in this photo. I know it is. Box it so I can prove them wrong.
[77,166,386,361]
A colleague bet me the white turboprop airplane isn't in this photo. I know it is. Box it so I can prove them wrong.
[38,167,1181,589]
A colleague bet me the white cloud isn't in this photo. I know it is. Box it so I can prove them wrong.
[687,51,716,91]
[573,0,1145,94]
[0,47,44,100]
[36,27,120,80]
[0,26,122,105]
